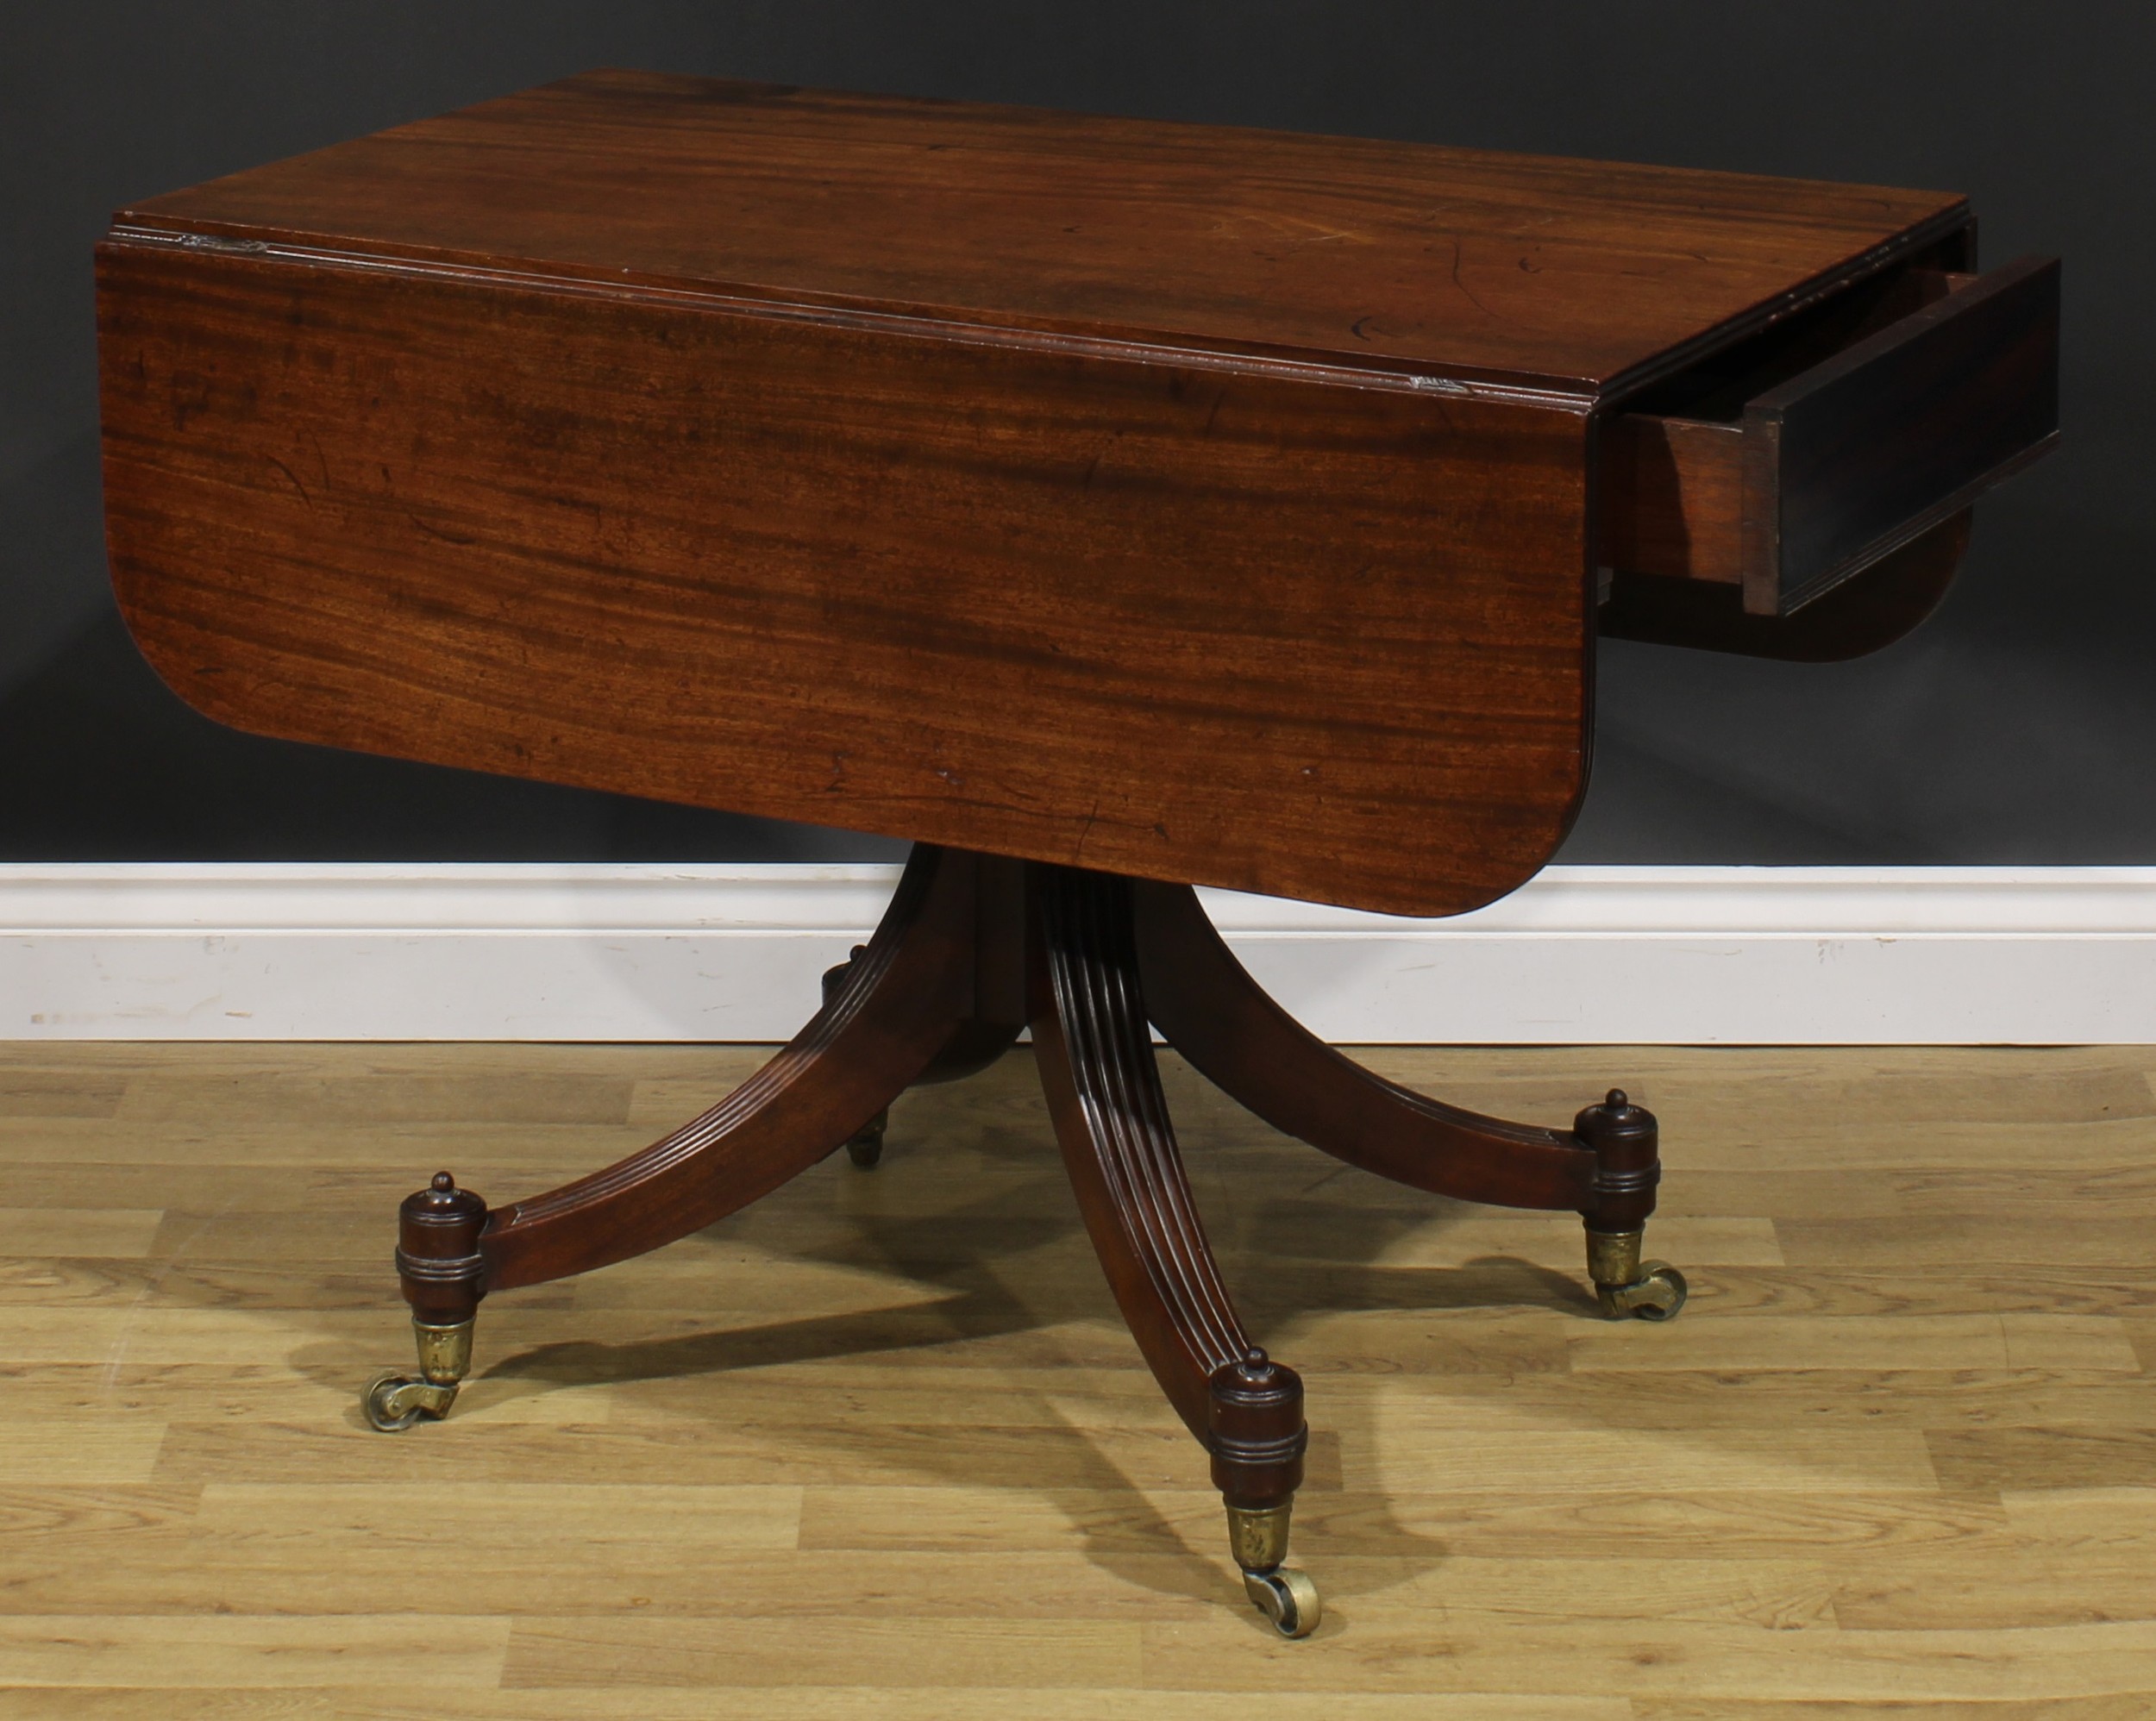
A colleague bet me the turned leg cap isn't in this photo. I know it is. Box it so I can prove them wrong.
[843,1111,887,1168]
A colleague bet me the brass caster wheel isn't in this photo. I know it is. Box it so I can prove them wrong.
[1243,1566,1321,1637]
[363,1317,474,1430]
[1586,1230,1687,1322]
[363,1371,458,1432]
[1597,1261,1688,1321]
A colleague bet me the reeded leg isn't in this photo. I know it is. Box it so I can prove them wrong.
[1131,878,1597,1208]
[820,856,1028,1167]
[1131,879,1684,1317]
[820,947,888,1167]
[1031,864,1319,1637]
[479,844,981,1290]
[361,844,984,1428]
[1576,1089,1687,1320]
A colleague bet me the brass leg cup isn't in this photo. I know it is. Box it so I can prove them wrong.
[1226,1500,1322,1637]
[364,1171,488,1432]
[364,1317,475,1431]
[1586,1228,1688,1321]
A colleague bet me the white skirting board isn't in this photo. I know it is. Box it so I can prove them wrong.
[2,864,2151,1043]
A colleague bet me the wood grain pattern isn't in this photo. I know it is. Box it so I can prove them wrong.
[6,1037,2156,1709]
[114,70,1966,397]
[97,235,1590,917]
[1600,514,1971,661]
[97,73,2024,911]
[1031,867,1254,1438]
[1598,414,1747,585]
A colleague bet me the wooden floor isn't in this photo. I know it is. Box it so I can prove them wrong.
[3,1040,2156,1717]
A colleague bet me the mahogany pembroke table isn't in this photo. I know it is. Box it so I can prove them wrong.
[97,72,2059,1636]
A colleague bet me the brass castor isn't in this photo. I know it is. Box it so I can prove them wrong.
[1597,1262,1688,1320]
[1244,1565,1322,1637]
[1226,1501,1322,1638]
[843,1109,887,1169]
[1586,1229,1689,1321]
[362,1317,474,1431]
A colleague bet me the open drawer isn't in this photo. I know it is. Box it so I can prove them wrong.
[1600,254,2059,623]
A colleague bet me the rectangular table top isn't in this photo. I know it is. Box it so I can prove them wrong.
[122,69,1963,398]
[101,75,1989,917]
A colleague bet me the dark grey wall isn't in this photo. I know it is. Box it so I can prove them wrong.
[7,3,2147,864]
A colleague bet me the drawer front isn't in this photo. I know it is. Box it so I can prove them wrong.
[1750,253,2058,615]
[1601,255,2059,620]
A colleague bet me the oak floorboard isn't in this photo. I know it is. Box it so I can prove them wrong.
[0,1209,163,1258]
[0,1696,336,1721]
[4,1040,2154,1710]
[1565,1313,2140,1374]
[1637,1266,2156,1318]
[1136,1616,2156,1700]
[337,1693,1631,1720]
[500,1614,1143,1688]
[0,1418,167,1485]
[1633,1702,2151,1720]
[1829,1549,2156,1630]
[1326,1366,2156,1431]
[0,1613,510,1687]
